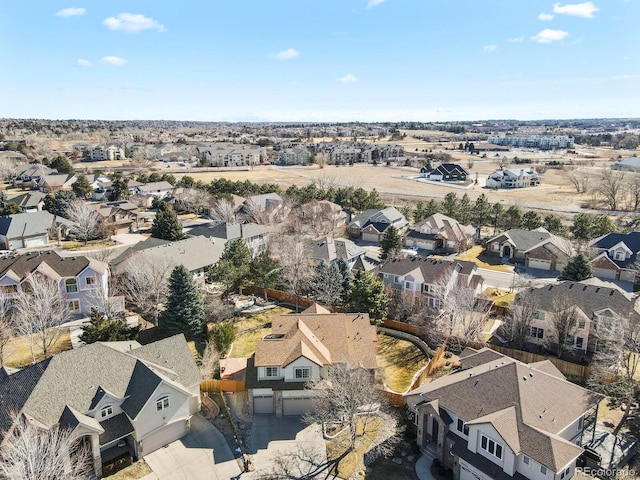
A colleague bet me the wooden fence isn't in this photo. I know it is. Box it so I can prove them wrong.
[200,379,246,393]
[382,319,422,336]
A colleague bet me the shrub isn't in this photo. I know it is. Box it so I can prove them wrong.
[209,322,235,356]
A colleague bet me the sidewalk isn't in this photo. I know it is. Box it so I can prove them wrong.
[415,448,438,480]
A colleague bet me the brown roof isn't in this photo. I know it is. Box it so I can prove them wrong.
[0,251,95,280]
[254,307,377,369]
[408,349,602,471]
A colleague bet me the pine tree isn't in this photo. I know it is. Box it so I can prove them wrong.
[207,239,251,294]
[413,201,428,223]
[249,251,279,288]
[79,308,138,344]
[345,270,389,323]
[543,214,566,235]
[442,192,459,219]
[458,194,472,225]
[558,253,593,282]
[521,211,542,230]
[72,174,92,199]
[151,202,184,241]
[571,213,593,241]
[504,206,523,229]
[379,225,403,261]
[472,193,492,228]
[591,215,617,238]
[162,265,205,333]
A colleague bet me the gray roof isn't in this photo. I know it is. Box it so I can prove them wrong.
[15,164,55,177]
[488,228,551,251]
[191,222,269,241]
[121,362,162,418]
[379,256,477,283]
[308,237,365,263]
[7,191,47,209]
[349,207,407,228]
[0,211,60,238]
[136,181,174,193]
[99,413,134,445]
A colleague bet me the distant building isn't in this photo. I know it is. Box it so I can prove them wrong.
[486,168,540,189]
[488,135,574,150]
[196,143,265,167]
[612,157,640,173]
[89,145,125,161]
[420,163,470,182]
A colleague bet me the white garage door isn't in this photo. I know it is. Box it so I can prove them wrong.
[9,239,24,249]
[142,420,186,456]
[253,395,273,414]
[25,236,47,248]
[362,232,379,243]
[283,397,315,416]
[528,258,551,271]
[593,267,617,280]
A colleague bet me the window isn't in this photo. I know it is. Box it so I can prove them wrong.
[294,367,310,379]
[577,416,584,432]
[405,281,413,290]
[65,278,78,293]
[614,251,625,261]
[575,336,584,349]
[523,456,530,465]
[480,434,503,460]
[156,396,170,411]
[393,276,400,284]
[85,276,96,286]
[68,300,80,313]
[540,465,547,475]
[100,405,113,418]
[492,243,500,252]
[576,318,586,329]
[530,327,545,339]
[265,367,279,377]
[456,419,469,435]
[533,310,546,321]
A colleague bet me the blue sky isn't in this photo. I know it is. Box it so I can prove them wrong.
[0,1,638,122]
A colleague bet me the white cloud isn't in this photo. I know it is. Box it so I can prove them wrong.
[553,2,599,18]
[100,56,127,66]
[367,0,385,8]
[55,7,86,17]
[273,48,300,60]
[76,58,91,67]
[338,74,358,83]
[508,36,525,43]
[483,45,497,52]
[103,13,166,33]
[538,13,555,21]
[530,29,569,43]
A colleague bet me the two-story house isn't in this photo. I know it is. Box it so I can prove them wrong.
[307,236,366,270]
[514,281,640,353]
[0,335,201,477]
[0,250,121,316]
[420,163,470,182]
[406,347,602,480]
[348,207,409,243]
[13,164,56,189]
[589,232,640,284]
[405,213,477,253]
[246,304,377,416]
[187,222,270,256]
[0,211,75,250]
[486,228,573,271]
[486,169,541,189]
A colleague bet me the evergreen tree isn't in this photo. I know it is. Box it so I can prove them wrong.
[442,192,459,219]
[591,215,617,238]
[424,199,440,218]
[345,270,389,323]
[162,265,205,333]
[206,239,251,294]
[473,193,492,228]
[543,214,566,235]
[458,194,472,225]
[110,173,129,201]
[79,308,138,344]
[413,201,428,223]
[504,206,523,229]
[71,174,92,199]
[49,155,74,174]
[43,194,55,214]
[0,202,20,216]
[364,189,386,210]
[209,322,235,355]
[379,225,403,261]
[491,203,504,235]
[249,251,279,288]
[151,202,184,241]
[571,213,593,241]
[558,253,593,282]
[335,258,353,303]
[521,211,542,230]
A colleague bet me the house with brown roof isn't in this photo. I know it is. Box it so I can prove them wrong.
[405,213,477,253]
[406,347,602,480]
[246,304,377,416]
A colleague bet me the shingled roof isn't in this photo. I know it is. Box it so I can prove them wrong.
[0,250,102,280]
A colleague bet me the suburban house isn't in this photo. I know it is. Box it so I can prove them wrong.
[7,191,47,212]
[308,236,366,269]
[246,304,377,416]
[89,145,125,161]
[0,211,75,250]
[88,202,145,235]
[37,173,78,193]
[485,169,541,189]
[0,150,27,164]
[0,335,201,477]
[514,281,640,354]
[13,164,56,189]
[379,256,484,309]
[237,193,290,225]
[589,231,640,284]
[486,228,573,271]
[296,199,348,235]
[132,181,174,199]
[405,213,477,253]
[0,250,121,316]
[188,222,270,255]
[110,236,226,281]
[420,163,470,182]
[406,347,601,480]
[348,207,409,243]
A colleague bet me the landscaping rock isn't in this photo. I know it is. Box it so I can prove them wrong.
[392,457,403,465]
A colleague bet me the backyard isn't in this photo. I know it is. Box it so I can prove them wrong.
[3,328,72,368]
[376,334,429,393]
[229,306,293,358]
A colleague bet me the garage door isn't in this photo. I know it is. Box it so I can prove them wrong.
[283,397,315,416]
[141,420,186,455]
[9,239,24,249]
[253,395,273,414]
[593,267,617,280]
[528,258,551,271]
[25,236,47,248]
[362,233,379,243]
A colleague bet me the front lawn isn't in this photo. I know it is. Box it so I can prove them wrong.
[456,246,514,273]
[376,334,429,393]
[3,328,72,368]
[230,306,293,358]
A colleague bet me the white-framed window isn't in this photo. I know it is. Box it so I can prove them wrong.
[156,395,170,411]
[85,276,96,286]
[393,276,400,284]
[294,367,310,380]
[480,434,503,460]
[540,465,548,475]
[614,251,625,261]
[405,281,413,290]
[523,456,530,465]
[68,300,80,313]
[492,243,500,252]
[100,405,113,418]
[530,326,544,339]
[575,336,584,349]
[65,278,78,293]
[265,367,279,377]
[576,318,586,329]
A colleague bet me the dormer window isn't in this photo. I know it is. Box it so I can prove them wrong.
[156,395,170,411]
[100,405,113,418]
[265,367,279,377]
[614,251,625,261]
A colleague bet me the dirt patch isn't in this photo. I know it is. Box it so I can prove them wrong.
[104,459,152,480]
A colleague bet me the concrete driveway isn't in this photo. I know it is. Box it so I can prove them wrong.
[143,414,241,480]
[247,416,327,479]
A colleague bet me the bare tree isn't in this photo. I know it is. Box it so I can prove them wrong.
[0,158,18,183]
[119,256,171,326]
[0,293,13,367]
[496,156,511,170]
[0,413,92,480]
[179,187,211,215]
[316,151,329,169]
[626,173,640,211]
[243,196,270,225]
[66,200,102,244]
[311,173,339,191]
[198,341,219,380]
[274,235,312,312]
[12,274,68,364]
[303,364,400,475]
[257,444,330,480]
[500,292,538,351]
[546,297,579,358]
[209,198,237,224]
[596,168,626,211]
[564,166,592,194]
